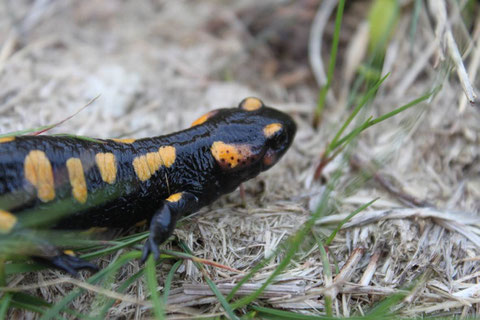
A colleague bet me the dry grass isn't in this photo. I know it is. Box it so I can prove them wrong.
[1,0,479,318]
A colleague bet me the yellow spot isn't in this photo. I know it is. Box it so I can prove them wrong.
[112,138,136,144]
[263,123,282,138]
[191,110,218,127]
[133,155,151,181]
[66,158,88,204]
[0,210,17,233]
[146,152,162,174]
[211,141,252,169]
[24,150,55,202]
[239,97,264,111]
[158,146,176,168]
[0,136,15,143]
[166,192,182,202]
[63,250,75,256]
[95,153,117,184]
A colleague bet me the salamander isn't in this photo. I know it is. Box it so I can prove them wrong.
[0,97,296,274]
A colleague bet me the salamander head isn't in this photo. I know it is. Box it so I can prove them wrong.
[193,97,296,179]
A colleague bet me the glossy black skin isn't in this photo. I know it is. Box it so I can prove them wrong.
[0,99,296,272]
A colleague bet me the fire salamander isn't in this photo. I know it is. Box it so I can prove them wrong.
[0,97,296,274]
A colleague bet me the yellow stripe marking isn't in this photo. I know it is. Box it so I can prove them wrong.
[166,192,182,202]
[158,146,176,168]
[133,155,151,181]
[263,123,282,138]
[66,158,88,203]
[146,152,162,174]
[24,150,55,202]
[133,145,176,182]
[112,138,136,144]
[239,97,264,111]
[0,136,15,143]
[0,210,17,233]
[95,153,117,184]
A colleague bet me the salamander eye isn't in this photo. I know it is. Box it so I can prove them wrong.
[270,129,288,150]
[263,123,286,150]
[239,97,265,111]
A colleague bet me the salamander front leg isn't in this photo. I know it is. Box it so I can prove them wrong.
[141,192,198,262]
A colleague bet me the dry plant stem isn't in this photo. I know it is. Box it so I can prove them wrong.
[308,0,337,105]
[350,155,432,207]
[359,251,380,286]
[459,15,480,112]
[0,30,17,74]
[428,0,477,105]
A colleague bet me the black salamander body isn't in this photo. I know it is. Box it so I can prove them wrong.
[0,97,296,273]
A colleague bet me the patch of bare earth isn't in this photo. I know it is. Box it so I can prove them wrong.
[1,0,479,318]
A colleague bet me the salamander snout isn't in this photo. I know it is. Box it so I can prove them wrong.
[237,97,297,170]
[260,107,296,170]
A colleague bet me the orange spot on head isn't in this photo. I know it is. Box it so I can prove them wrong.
[211,141,252,169]
[166,192,182,202]
[66,158,88,204]
[263,123,282,138]
[0,136,15,143]
[0,210,17,233]
[239,97,264,111]
[112,138,136,144]
[158,146,176,167]
[24,150,55,202]
[95,153,117,184]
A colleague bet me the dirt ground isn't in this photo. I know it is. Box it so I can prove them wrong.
[1,0,480,318]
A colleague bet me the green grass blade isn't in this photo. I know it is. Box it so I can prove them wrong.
[145,255,165,319]
[325,198,378,246]
[332,89,436,151]
[39,251,141,320]
[179,241,239,320]
[163,260,182,304]
[327,74,389,155]
[311,232,332,317]
[0,294,12,319]
[251,305,339,319]
[232,170,341,310]
[97,269,144,318]
[315,0,346,121]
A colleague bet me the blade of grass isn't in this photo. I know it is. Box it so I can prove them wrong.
[39,251,141,320]
[251,305,343,320]
[163,260,182,304]
[97,269,144,318]
[312,232,332,317]
[231,170,341,310]
[0,294,11,319]
[179,241,239,320]
[326,74,389,156]
[332,88,437,151]
[325,198,378,246]
[145,255,165,319]
[315,0,346,123]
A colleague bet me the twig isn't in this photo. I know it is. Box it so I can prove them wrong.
[308,0,337,105]
[428,0,477,105]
